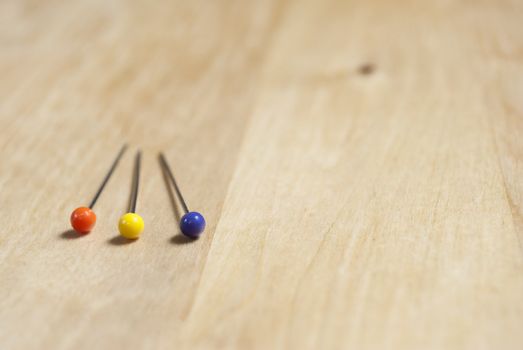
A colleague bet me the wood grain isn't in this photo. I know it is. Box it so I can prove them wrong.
[1,0,522,349]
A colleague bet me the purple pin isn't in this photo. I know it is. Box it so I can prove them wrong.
[159,153,206,238]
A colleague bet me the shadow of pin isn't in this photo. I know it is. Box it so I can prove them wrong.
[59,229,85,240]
[358,62,376,75]
[107,236,137,246]
[170,234,197,245]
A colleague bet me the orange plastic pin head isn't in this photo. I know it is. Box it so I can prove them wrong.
[70,207,96,234]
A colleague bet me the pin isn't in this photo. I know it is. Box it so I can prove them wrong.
[159,153,206,239]
[118,150,144,239]
[70,144,128,234]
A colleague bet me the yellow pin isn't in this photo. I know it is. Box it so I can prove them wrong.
[118,151,144,239]
[118,213,144,239]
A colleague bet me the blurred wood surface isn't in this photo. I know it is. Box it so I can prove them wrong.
[1,0,523,349]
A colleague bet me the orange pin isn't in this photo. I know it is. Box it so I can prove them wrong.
[70,145,127,234]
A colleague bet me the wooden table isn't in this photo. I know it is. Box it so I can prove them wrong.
[1,0,522,349]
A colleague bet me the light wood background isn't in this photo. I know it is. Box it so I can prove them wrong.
[1,0,522,349]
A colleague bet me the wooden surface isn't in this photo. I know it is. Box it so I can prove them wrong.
[1,0,522,349]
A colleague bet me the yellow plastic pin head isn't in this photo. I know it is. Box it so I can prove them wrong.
[118,213,144,239]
